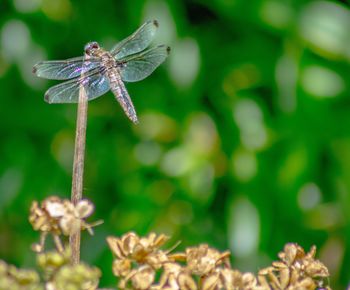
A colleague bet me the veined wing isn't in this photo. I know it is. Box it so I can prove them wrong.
[119,45,170,82]
[33,56,101,80]
[111,20,159,60]
[44,69,110,103]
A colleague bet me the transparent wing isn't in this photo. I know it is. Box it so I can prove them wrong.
[44,70,110,103]
[119,45,170,82]
[33,57,101,80]
[111,20,159,60]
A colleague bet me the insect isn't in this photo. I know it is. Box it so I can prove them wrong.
[33,20,170,123]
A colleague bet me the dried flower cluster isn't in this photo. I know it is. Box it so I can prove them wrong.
[257,243,330,290]
[106,232,171,289]
[29,196,101,253]
[0,196,331,290]
[0,260,41,290]
[0,248,101,290]
[38,248,101,290]
[107,233,331,290]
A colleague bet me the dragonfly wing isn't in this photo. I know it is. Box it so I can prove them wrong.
[33,56,101,80]
[119,45,170,82]
[44,70,110,103]
[111,20,159,59]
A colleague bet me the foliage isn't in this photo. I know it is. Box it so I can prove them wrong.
[1,0,350,288]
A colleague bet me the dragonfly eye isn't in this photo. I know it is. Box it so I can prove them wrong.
[84,42,100,55]
[91,42,100,49]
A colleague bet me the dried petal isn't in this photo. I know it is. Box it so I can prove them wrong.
[44,199,65,218]
[278,268,290,289]
[76,199,94,218]
[59,215,79,235]
[178,272,197,290]
[186,245,222,276]
[304,260,329,278]
[153,233,170,248]
[293,277,316,289]
[146,250,169,269]
[131,265,155,290]
[107,236,125,259]
[112,259,131,277]
[242,272,257,288]
[156,262,196,290]
[168,252,187,262]
[202,273,219,290]
[123,232,140,255]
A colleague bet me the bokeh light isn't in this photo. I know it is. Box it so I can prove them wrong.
[299,1,350,59]
[1,0,350,288]
[229,197,260,258]
[301,65,345,98]
[1,19,30,62]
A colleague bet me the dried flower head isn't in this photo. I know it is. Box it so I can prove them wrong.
[278,243,329,278]
[29,196,101,253]
[107,232,171,274]
[107,232,176,289]
[153,262,197,290]
[37,247,72,280]
[49,263,101,290]
[0,260,42,290]
[258,243,330,290]
[29,197,62,234]
[59,199,95,235]
[107,234,331,290]
[119,265,155,290]
[202,269,264,290]
[185,244,230,276]
[107,232,169,261]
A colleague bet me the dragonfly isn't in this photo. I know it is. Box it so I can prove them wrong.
[32,20,170,123]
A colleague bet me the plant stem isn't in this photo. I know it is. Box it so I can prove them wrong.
[70,83,88,265]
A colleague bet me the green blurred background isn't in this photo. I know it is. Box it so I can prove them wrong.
[1,0,350,288]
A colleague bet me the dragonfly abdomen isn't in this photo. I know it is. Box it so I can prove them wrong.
[109,76,138,124]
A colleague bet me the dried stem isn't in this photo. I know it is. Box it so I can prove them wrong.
[70,84,88,265]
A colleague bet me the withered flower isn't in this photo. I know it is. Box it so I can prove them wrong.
[202,269,266,290]
[118,265,155,290]
[29,196,101,253]
[279,244,329,278]
[59,199,95,235]
[108,232,173,288]
[107,232,171,274]
[106,233,331,290]
[186,244,230,276]
[29,197,62,234]
[153,262,197,290]
[36,247,102,290]
[0,260,42,290]
[258,243,330,290]
[37,247,72,280]
[107,232,169,261]
[50,263,101,290]
[112,258,132,277]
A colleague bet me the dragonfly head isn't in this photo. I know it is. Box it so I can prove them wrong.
[84,42,100,56]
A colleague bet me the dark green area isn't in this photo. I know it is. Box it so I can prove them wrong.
[1,0,350,288]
